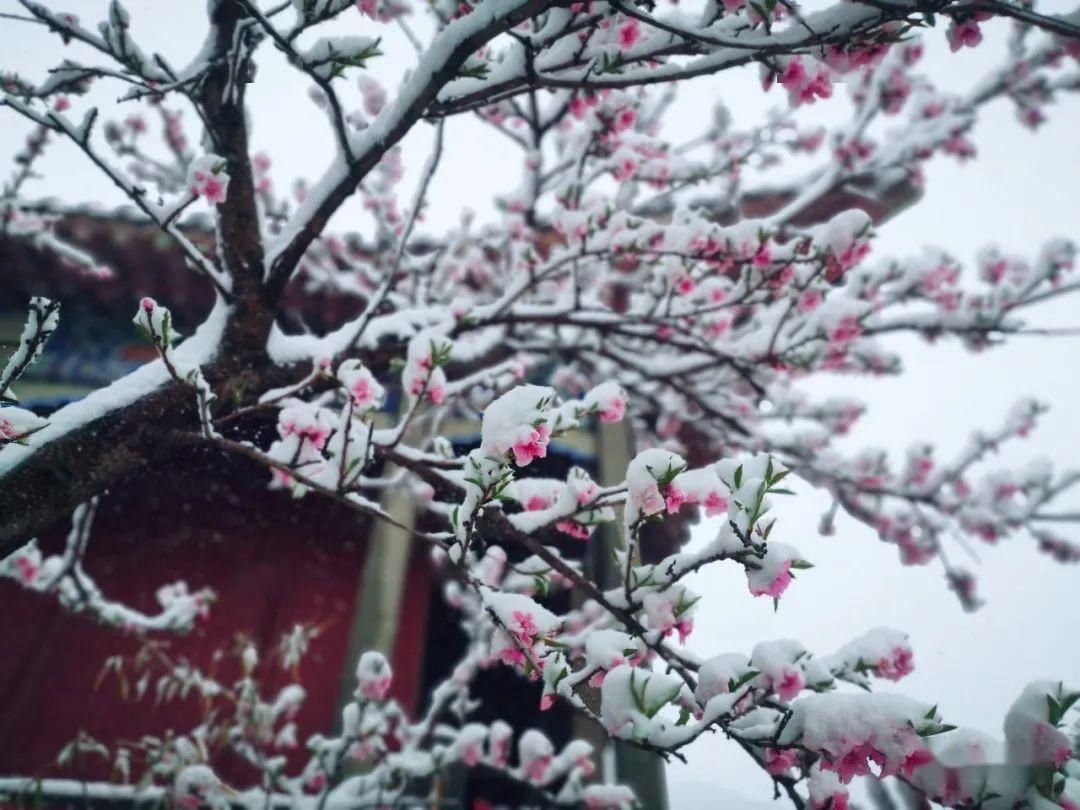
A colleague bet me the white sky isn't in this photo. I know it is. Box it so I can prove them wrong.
[2,1,1079,807]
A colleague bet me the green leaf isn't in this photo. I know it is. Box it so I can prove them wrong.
[919,723,957,737]
[645,684,682,718]
[1059,690,1080,717]
[533,575,549,598]
[749,1,772,32]
[728,670,760,692]
[629,670,646,714]
[1047,695,1062,725]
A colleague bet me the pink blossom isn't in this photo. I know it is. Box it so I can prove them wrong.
[768,265,794,291]
[617,18,640,51]
[774,667,805,701]
[499,645,526,667]
[191,168,229,205]
[12,555,38,585]
[876,646,914,681]
[428,382,447,405]
[797,72,833,106]
[895,746,934,777]
[664,485,687,514]
[278,414,331,450]
[525,495,551,511]
[637,483,666,517]
[359,674,391,700]
[943,134,976,160]
[539,693,556,711]
[512,423,551,466]
[765,747,799,775]
[881,69,912,115]
[829,316,862,346]
[512,610,540,644]
[823,741,886,783]
[270,467,297,490]
[675,618,693,644]
[349,376,378,407]
[1032,721,1073,767]
[576,482,599,504]
[524,754,552,782]
[753,244,773,268]
[599,395,626,423]
[908,456,934,485]
[613,107,637,133]
[799,128,826,152]
[798,289,823,312]
[780,59,807,91]
[703,491,728,516]
[489,733,511,767]
[613,157,637,182]
[812,794,848,810]
[881,727,936,779]
[749,560,792,599]
[556,520,592,540]
[948,20,983,52]
[569,94,590,119]
[1020,105,1046,129]
[836,238,872,275]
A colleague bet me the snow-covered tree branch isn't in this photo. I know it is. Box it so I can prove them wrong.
[2,0,1080,806]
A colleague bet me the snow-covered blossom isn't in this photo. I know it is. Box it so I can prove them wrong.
[402,330,452,405]
[337,359,385,410]
[4,5,1080,808]
[355,650,393,701]
[783,693,938,782]
[480,385,556,467]
[186,154,230,205]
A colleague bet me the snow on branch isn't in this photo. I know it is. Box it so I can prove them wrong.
[1,500,214,633]
[2,1,1080,807]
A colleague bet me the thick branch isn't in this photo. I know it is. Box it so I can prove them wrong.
[199,1,273,356]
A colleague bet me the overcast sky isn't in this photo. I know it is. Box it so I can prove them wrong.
[2,1,1079,807]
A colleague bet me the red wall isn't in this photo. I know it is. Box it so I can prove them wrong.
[0,446,433,786]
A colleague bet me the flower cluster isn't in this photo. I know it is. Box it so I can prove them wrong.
[1,0,1079,807]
